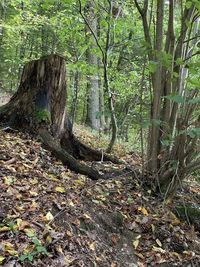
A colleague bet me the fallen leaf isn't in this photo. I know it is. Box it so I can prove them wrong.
[0,256,5,264]
[111,234,118,245]
[3,242,18,256]
[152,246,166,253]
[155,239,162,247]
[17,219,30,231]
[0,226,10,232]
[45,211,54,221]
[55,186,66,193]
[133,239,139,249]
[151,224,155,233]
[111,261,118,267]
[29,191,38,196]
[138,206,149,215]
[89,242,95,251]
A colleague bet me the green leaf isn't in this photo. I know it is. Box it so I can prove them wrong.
[189,97,200,104]
[152,119,162,126]
[36,245,48,255]
[148,61,158,73]
[28,254,34,262]
[176,57,184,65]
[19,254,28,262]
[187,128,200,138]
[173,72,179,78]
[32,238,41,246]
[185,1,192,9]
[141,120,152,129]
[161,139,171,146]
[164,95,184,104]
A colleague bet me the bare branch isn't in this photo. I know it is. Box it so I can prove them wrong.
[184,50,200,61]
[134,0,143,15]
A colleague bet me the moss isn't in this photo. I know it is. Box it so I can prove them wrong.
[34,108,51,124]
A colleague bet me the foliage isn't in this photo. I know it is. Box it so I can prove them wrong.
[19,233,48,263]
[34,108,51,124]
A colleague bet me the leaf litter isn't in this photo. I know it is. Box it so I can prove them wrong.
[0,129,200,266]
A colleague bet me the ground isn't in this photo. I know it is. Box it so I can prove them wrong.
[0,126,200,267]
[0,90,11,107]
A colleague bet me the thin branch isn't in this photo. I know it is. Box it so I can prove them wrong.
[134,0,143,15]
[184,50,200,61]
[183,34,200,43]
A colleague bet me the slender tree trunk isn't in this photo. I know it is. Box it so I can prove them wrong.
[71,70,79,129]
[134,0,199,196]
[147,0,164,173]
[85,1,100,130]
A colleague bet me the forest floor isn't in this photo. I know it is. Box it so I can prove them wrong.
[0,90,11,107]
[0,124,200,266]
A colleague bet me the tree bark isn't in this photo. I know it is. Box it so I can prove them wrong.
[0,54,121,180]
[85,1,100,130]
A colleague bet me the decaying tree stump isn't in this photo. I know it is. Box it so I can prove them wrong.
[0,54,121,179]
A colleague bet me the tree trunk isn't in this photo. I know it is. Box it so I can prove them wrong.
[0,54,121,179]
[85,1,100,130]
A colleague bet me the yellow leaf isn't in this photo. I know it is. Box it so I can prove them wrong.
[152,246,165,253]
[29,191,38,196]
[30,178,38,185]
[55,186,66,193]
[45,211,54,221]
[46,234,52,245]
[55,245,63,254]
[0,226,10,232]
[23,245,35,254]
[24,228,35,236]
[16,218,22,226]
[64,256,73,265]
[75,179,84,185]
[49,175,59,182]
[135,234,141,239]
[137,206,149,215]
[133,239,139,249]
[151,224,155,233]
[16,193,22,200]
[17,220,30,231]
[4,242,18,256]
[68,200,75,206]
[66,230,73,237]
[89,242,96,251]
[156,238,162,247]
[171,218,181,226]
[171,252,181,259]
[0,256,5,264]
[29,201,38,211]
[135,252,144,259]
[3,176,13,185]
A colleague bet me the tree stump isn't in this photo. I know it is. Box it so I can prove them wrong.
[0,54,121,179]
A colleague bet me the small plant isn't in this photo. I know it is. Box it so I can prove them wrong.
[34,108,51,124]
[19,233,48,263]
